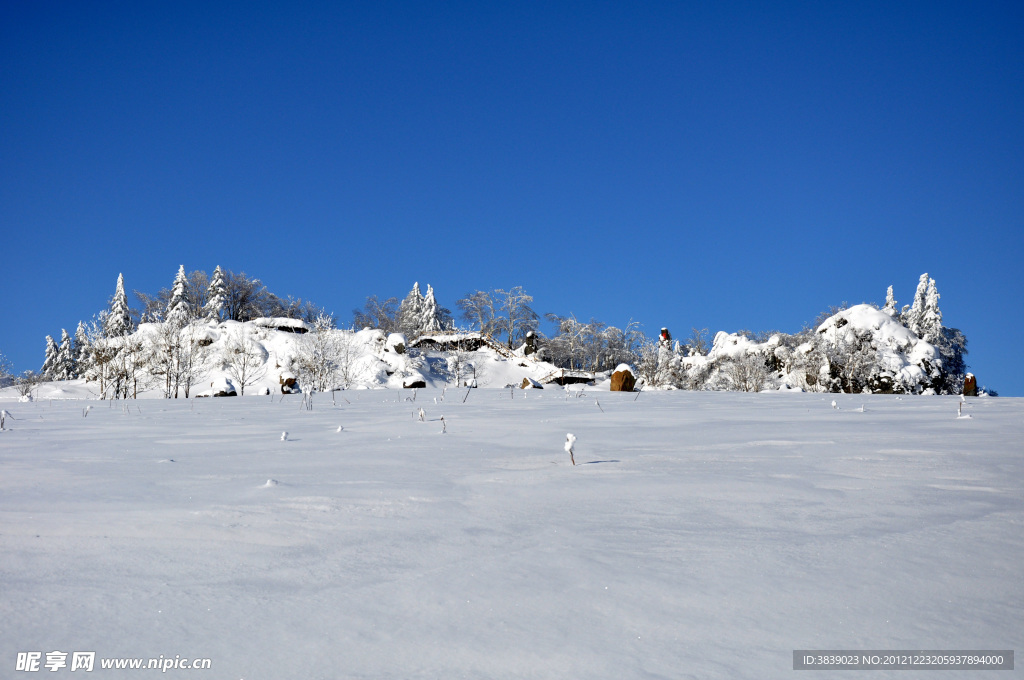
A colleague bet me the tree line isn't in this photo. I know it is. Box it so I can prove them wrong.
[6,268,977,397]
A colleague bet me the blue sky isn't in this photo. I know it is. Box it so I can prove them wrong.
[3,1,1022,394]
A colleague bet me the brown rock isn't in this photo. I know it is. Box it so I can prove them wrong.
[963,373,978,397]
[610,368,636,392]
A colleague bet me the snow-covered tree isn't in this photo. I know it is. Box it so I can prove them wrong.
[295,314,345,392]
[54,329,76,380]
[165,265,193,328]
[397,283,426,337]
[882,286,898,317]
[105,273,133,338]
[73,322,92,378]
[727,352,770,392]
[112,334,150,399]
[78,317,119,399]
[493,287,539,349]
[393,282,451,339]
[456,290,497,335]
[41,335,58,378]
[902,273,943,343]
[420,284,451,334]
[0,350,13,388]
[14,370,43,399]
[920,277,942,343]
[204,265,228,321]
[222,333,268,396]
[353,295,399,333]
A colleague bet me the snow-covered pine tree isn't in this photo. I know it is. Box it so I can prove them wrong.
[105,273,133,337]
[902,273,943,343]
[73,321,92,377]
[55,329,75,380]
[882,286,898,317]
[165,265,193,328]
[41,335,58,378]
[920,277,942,343]
[419,284,451,334]
[204,265,228,321]
[397,282,426,338]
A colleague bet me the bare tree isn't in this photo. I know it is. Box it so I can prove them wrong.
[456,291,497,335]
[333,332,363,390]
[224,271,271,322]
[222,332,268,396]
[636,338,663,387]
[185,270,210,314]
[446,343,479,387]
[114,334,151,399]
[78,317,121,400]
[493,286,539,349]
[149,324,183,399]
[685,327,710,356]
[727,353,769,392]
[177,326,211,398]
[352,295,399,333]
[14,370,44,399]
[295,314,343,392]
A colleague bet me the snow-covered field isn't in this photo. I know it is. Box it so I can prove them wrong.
[1,390,1021,679]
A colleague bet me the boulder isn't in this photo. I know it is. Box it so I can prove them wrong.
[386,333,407,355]
[520,377,543,389]
[524,331,538,356]
[211,378,237,397]
[610,366,636,392]
[279,371,299,394]
[963,373,978,397]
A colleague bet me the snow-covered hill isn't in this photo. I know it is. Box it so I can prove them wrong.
[668,304,967,395]
[9,319,580,401]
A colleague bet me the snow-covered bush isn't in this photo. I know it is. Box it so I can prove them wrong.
[222,331,268,396]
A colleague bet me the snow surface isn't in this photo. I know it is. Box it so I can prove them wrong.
[1,391,1021,679]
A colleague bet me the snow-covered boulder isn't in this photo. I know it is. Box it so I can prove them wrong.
[252,318,310,334]
[609,364,636,392]
[385,333,407,355]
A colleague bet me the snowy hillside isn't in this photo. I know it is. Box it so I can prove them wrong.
[666,303,968,395]
[19,318,574,401]
[18,271,980,399]
[1,390,1020,678]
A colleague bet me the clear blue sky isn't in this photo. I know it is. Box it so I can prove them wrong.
[3,1,1022,394]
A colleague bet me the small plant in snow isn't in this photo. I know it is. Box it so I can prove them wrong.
[418,408,426,422]
[565,433,576,466]
[281,431,288,441]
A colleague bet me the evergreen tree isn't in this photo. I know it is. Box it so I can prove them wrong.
[55,329,75,380]
[903,273,929,336]
[882,286,898,317]
[397,282,426,337]
[204,265,228,321]
[419,284,451,334]
[165,265,192,327]
[73,321,92,377]
[41,335,58,378]
[105,273,133,337]
[920,277,942,343]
